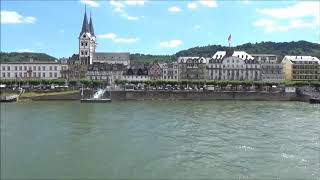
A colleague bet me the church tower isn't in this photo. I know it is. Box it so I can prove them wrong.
[79,8,96,64]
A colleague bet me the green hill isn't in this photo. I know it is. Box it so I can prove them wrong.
[0,52,57,62]
[130,41,320,64]
[175,40,320,59]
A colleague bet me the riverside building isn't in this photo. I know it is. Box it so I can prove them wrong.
[0,58,68,80]
[252,54,283,82]
[162,62,179,81]
[178,57,207,81]
[282,56,320,81]
[207,50,261,81]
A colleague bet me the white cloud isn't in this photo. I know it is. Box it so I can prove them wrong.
[160,40,183,48]
[187,2,198,9]
[80,0,100,7]
[168,6,181,13]
[193,25,201,30]
[1,10,36,24]
[198,0,218,8]
[257,1,319,19]
[242,0,250,5]
[109,0,142,21]
[124,0,146,6]
[254,2,320,32]
[97,33,140,43]
[114,37,140,43]
[17,49,34,53]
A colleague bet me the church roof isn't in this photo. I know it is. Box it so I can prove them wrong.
[93,52,130,62]
[89,16,95,37]
[79,10,90,37]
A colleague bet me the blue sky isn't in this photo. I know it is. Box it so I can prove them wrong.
[1,0,319,58]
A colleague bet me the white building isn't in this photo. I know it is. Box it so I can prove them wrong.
[0,59,68,80]
[207,50,261,81]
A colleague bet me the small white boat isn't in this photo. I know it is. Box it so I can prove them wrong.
[80,87,111,103]
[80,98,112,103]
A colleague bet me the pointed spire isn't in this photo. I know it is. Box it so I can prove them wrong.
[89,10,95,37]
[79,6,90,37]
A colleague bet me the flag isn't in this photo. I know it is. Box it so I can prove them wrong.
[228,34,232,43]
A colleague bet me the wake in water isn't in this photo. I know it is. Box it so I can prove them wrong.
[93,89,106,99]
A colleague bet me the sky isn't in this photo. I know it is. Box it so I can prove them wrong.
[1,0,319,58]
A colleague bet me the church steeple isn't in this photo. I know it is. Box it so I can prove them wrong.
[89,11,95,37]
[79,6,90,37]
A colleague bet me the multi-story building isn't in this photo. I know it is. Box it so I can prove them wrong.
[178,57,207,81]
[0,58,68,80]
[207,50,261,81]
[148,62,163,80]
[123,65,149,82]
[162,62,179,81]
[252,54,283,82]
[282,56,320,81]
[251,54,278,64]
[87,63,126,85]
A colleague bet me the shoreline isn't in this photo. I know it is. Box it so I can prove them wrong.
[1,90,313,103]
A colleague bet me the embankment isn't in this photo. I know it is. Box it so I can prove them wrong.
[18,90,311,102]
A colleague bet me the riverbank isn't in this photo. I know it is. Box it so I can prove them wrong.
[8,90,306,102]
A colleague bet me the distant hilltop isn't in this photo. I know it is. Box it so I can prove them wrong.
[0,52,57,62]
[131,40,320,64]
[1,40,319,64]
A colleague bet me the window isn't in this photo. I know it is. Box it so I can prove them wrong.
[19,66,22,70]
[49,72,52,77]
[49,66,52,70]
[81,42,84,46]
[7,72,10,77]
[54,66,57,71]
[7,66,10,70]
[81,52,84,55]
[15,66,17,70]
[42,66,45,71]
[85,43,88,46]
[29,66,32,70]
[15,73,17,77]
[24,66,27,70]
[85,52,88,55]
[2,72,5,77]
[43,73,45,77]
[33,66,36,71]
[2,66,4,71]
[19,72,22,77]
[38,66,41,71]
[38,72,41,77]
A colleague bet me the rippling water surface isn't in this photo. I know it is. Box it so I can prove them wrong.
[1,101,320,179]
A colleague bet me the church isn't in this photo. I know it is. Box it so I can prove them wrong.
[78,9,130,66]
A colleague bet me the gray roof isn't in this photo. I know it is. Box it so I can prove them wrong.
[93,52,130,62]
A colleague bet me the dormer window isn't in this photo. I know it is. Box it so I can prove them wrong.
[83,34,86,38]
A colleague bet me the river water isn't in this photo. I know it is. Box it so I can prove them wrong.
[1,101,319,179]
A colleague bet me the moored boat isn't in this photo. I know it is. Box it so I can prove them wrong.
[80,98,112,103]
[0,95,19,103]
[309,98,320,104]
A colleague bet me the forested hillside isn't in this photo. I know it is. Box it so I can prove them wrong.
[0,52,57,62]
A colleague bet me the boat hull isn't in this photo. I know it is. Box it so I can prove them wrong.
[80,99,112,103]
[309,98,320,104]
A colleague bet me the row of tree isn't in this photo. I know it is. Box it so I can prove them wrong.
[0,79,105,87]
[114,79,320,87]
[1,79,319,88]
